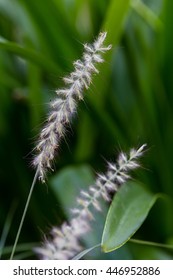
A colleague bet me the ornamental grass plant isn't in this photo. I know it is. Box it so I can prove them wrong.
[0,0,173,260]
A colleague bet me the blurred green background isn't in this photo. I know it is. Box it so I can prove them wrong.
[0,0,173,259]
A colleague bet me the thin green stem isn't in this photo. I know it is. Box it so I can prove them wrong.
[130,238,173,250]
[72,243,101,260]
[10,169,39,260]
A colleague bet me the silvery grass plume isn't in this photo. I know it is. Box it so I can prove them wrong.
[10,32,111,260]
[33,32,112,182]
[35,144,146,260]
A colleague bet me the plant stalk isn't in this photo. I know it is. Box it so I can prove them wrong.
[10,169,39,260]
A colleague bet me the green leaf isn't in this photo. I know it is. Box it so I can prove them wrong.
[102,0,130,45]
[129,241,173,260]
[131,0,163,32]
[88,0,131,107]
[50,165,95,218]
[19,0,78,66]
[102,181,158,252]
[84,0,131,146]
[1,243,38,255]
[0,36,61,75]
[0,201,17,259]
[50,165,108,249]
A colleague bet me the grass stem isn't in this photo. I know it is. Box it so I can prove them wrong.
[10,169,39,260]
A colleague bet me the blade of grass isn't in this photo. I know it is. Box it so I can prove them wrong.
[27,61,43,128]
[10,169,39,260]
[131,0,163,32]
[0,201,17,259]
[1,243,38,256]
[77,0,131,156]
[19,0,78,66]
[88,0,131,106]
[0,37,61,75]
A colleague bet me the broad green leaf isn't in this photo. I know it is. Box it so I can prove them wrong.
[50,165,95,218]
[50,165,108,251]
[102,181,158,252]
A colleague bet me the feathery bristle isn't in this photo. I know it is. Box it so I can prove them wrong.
[33,32,111,182]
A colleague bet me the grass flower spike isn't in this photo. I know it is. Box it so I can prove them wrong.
[33,32,112,182]
[10,31,111,260]
[35,144,146,260]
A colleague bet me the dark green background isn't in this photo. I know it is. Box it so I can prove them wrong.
[0,0,173,259]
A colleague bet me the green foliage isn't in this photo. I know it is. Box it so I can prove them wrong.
[102,181,158,252]
[50,165,95,219]
[50,165,108,252]
[0,0,173,259]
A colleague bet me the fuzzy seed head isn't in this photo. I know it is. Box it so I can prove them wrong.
[33,32,111,182]
[35,144,146,259]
